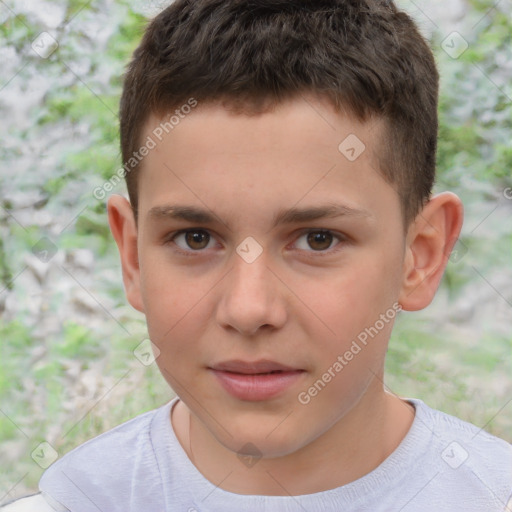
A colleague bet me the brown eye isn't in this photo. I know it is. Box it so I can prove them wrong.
[173,230,213,251]
[306,231,334,251]
[185,230,210,249]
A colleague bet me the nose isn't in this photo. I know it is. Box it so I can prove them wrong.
[215,249,287,337]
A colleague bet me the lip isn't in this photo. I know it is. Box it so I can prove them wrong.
[209,360,305,401]
[210,359,301,374]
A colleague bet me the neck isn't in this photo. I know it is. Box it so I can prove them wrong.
[171,385,415,496]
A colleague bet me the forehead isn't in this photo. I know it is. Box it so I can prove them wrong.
[145,95,382,159]
[136,95,399,231]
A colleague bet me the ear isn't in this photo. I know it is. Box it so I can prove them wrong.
[107,194,145,313]
[398,192,464,311]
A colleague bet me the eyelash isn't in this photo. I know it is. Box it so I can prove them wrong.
[165,228,347,258]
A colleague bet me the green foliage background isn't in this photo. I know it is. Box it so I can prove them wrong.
[0,0,510,500]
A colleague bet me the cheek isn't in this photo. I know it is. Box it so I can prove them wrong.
[139,255,197,343]
[296,251,401,382]
[306,256,399,334]
[138,254,220,375]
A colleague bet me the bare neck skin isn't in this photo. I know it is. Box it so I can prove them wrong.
[171,382,415,496]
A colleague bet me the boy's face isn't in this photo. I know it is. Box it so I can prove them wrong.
[127,95,410,457]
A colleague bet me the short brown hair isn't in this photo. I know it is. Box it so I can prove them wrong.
[120,0,439,227]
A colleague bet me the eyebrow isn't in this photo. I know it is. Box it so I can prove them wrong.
[147,202,372,231]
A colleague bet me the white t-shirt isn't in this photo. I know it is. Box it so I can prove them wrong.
[3,397,512,511]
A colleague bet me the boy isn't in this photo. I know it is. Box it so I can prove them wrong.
[3,0,511,510]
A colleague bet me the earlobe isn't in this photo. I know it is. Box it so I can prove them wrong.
[398,192,464,311]
[107,194,145,313]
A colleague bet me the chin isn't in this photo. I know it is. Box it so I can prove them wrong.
[213,419,312,460]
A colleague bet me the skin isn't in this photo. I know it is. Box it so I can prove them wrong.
[108,94,463,496]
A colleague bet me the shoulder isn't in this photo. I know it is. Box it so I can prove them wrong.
[411,399,512,507]
[412,398,512,456]
[0,493,67,512]
[38,401,174,511]
[423,400,512,465]
[44,403,161,471]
